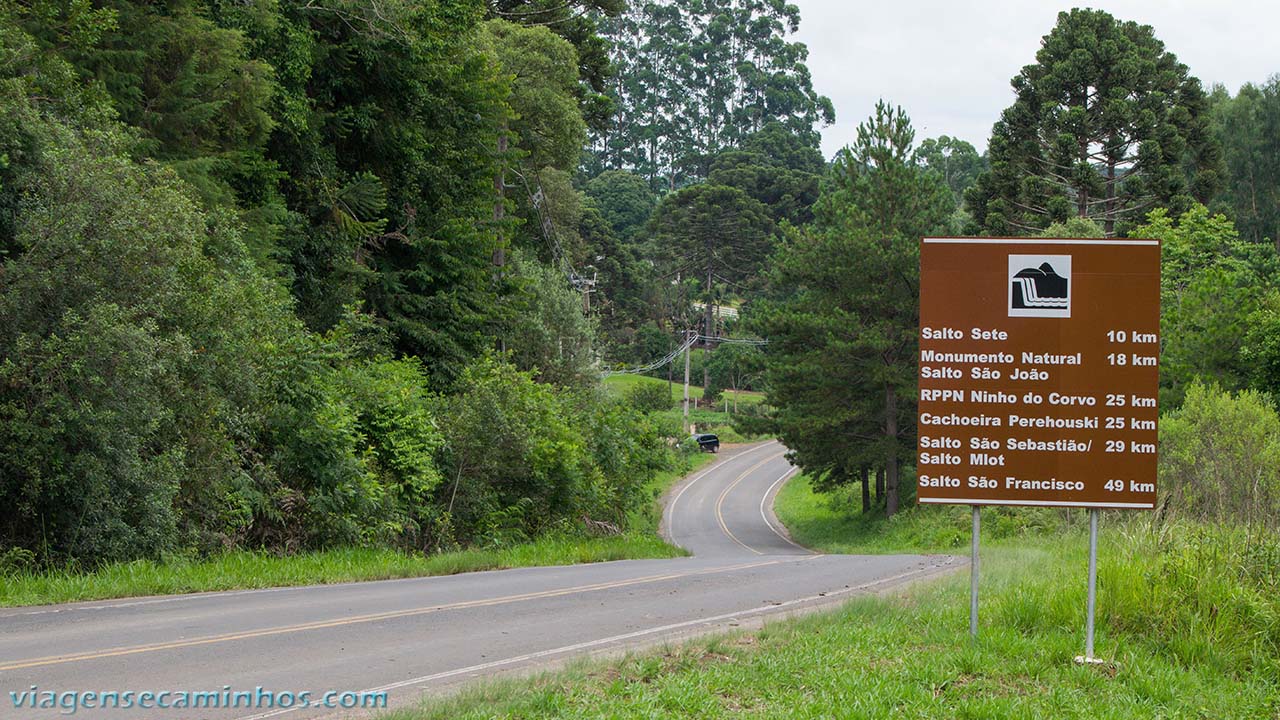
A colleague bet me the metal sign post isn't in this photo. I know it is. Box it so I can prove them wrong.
[970,506,980,638]
[1079,508,1102,664]
[916,237,1161,663]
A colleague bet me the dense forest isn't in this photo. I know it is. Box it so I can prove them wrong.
[0,0,834,566]
[1,1,1277,569]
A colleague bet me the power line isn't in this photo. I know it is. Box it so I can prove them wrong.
[602,331,698,377]
[703,335,767,345]
[601,334,767,377]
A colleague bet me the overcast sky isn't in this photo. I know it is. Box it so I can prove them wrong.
[790,1,1279,158]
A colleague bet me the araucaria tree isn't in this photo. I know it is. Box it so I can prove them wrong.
[649,184,775,341]
[755,102,954,517]
[967,8,1221,236]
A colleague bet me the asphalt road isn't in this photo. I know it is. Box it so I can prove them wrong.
[0,441,961,719]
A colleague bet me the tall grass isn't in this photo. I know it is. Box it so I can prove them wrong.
[1102,520,1280,678]
[1159,382,1280,531]
[777,472,1280,679]
[0,533,687,608]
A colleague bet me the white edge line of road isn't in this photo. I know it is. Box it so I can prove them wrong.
[757,467,813,554]
[234,559,959,720]
[922,238,1159,246]
[663,440,776,541]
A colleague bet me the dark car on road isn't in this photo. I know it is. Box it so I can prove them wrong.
[692,433,719,453]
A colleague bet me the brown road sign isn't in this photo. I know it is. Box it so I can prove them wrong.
[917,237,1160,509]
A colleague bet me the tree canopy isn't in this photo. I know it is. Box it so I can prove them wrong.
[649,183,775,332]
[707,121,826,225]
[591,0,834,190]
[967,8,1221,237]
[915,135,985,205]
[0,0,660,566]
[1209,77,1280,248]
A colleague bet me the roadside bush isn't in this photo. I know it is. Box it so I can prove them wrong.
[0,138,260,564]
[1140,207,1278,408]
[624,380,672,412]
[1158,381,1280,529]
[576,390,670,526]
[249,344,445,553]
[434,356,669,548]
[0,547,35,575]
[435,356,595,547]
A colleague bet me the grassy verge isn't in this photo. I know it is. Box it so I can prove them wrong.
[389,475,1279,719]
[774,473,1077,554]
[603,373,765,407]
[0,453,722,608]
[0,535,684,608]
[603,373,705,402]
[603,372,768,443]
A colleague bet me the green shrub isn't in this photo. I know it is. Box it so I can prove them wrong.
[435,356,669,548]
[1139,207,1278,408]
[624,380,672,412]
[0,140,256,563]
[1158,381,1280,528]
[436,356,597,546]
[577,391,669,526]
[0,547,36,575]
[1242,292,1280,397]
[252,345,445,552]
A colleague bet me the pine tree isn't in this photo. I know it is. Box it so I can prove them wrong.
[756,103,954,517]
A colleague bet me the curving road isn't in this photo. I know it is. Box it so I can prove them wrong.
[0,441,961,719]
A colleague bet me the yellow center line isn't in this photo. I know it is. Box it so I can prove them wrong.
[714,451,789,555]
[0,559,782,672]
[665,440,777,539]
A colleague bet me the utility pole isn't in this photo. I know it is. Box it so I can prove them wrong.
[703,251,715,391]
[492,130,507,354]
[682,329,692,435]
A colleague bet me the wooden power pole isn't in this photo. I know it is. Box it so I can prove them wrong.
[682,329,692,434]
